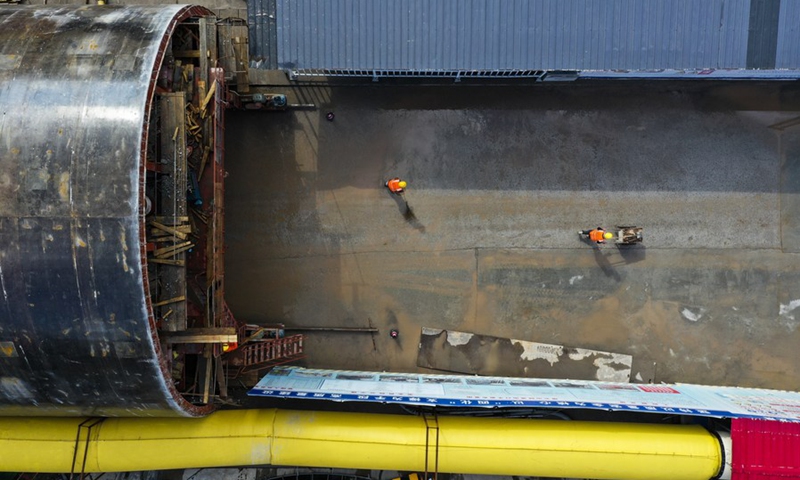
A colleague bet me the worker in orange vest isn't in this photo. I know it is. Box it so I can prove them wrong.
[385,177,407,194]
[579,227,614,244]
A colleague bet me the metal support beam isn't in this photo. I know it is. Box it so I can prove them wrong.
[161,328,237,344]
[198,16,218,89]
[232,36,250,92]
[157,93,188,332]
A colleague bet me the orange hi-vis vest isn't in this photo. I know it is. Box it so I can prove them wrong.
[589,229,606,242]
[387,178,404,193]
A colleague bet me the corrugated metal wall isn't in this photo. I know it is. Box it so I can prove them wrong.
[248,0,800,77]
[248,0,278,69]
[776,0,800,69]
[731,418,800,479]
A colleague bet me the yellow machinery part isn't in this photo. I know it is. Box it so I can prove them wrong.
[0,409,721,480]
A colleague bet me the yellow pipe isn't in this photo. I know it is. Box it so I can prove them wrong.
[0,409,721,480]
[0,410,276,472]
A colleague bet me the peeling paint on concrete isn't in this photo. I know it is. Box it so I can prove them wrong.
[681,307,705,322]
[594,354,633,383]
[567,349,593,361]
[421,327,443,336]
[514,341,563,366]
[419,328,632,382]
[446,330,473,346]
[779,299,800,320]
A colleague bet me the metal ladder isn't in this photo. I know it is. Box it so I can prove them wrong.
[423,413,440,480]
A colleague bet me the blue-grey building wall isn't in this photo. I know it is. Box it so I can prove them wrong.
[776,0,800,69]
[249,0,800,78]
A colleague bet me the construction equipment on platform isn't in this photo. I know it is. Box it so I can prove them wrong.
[233,92,316,111]
[579,226,643,245]
[240,93,287,109]
[615,226,644,245]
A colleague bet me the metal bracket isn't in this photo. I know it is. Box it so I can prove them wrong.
[70,418,106,480]
[423,413,440,480]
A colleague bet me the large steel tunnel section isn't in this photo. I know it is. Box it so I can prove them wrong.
[0,5,216,417]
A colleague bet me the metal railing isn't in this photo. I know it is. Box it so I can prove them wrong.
[287,68,546,81]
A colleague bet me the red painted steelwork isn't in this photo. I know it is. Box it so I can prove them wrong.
[731,418,800,479]
[210,68,226,331]
[220,305,305,377]
[139,5,216,418]
[226,335,305,377]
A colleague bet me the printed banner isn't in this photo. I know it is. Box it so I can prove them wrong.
[250,366,800,422]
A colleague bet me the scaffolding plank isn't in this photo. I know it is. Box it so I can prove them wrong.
[162,328,237,344]
[198,16,217,88]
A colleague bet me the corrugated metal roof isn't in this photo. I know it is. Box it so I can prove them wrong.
[248,0,800,76]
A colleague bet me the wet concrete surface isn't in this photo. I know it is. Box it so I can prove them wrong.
[225,81,800,390]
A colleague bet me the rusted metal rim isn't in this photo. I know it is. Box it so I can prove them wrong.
[139,4,215,417]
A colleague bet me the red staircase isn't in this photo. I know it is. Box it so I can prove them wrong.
[238,335,304,372]
[222,319,305,378]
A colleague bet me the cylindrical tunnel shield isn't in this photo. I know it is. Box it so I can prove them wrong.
[0,5,212,416]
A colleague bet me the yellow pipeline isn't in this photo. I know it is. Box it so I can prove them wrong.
[0,409,722,480]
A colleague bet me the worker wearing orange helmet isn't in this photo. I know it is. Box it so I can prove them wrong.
[385,177,407,194]
[580,227,614,244]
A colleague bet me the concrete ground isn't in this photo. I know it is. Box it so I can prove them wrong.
[225,81,800,390]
